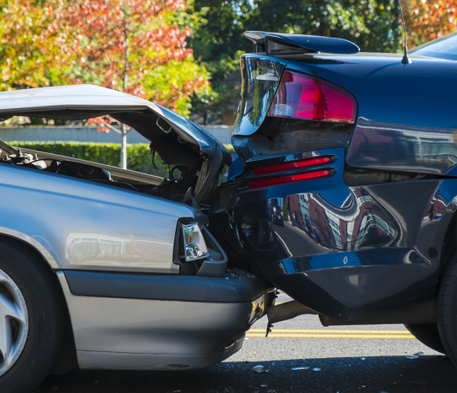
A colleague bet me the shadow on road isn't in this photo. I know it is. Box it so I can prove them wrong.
[34,355,456,393]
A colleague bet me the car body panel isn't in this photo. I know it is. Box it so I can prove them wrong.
[226,42,457,322]
[64,270,273,302]
[283,54,457,175]
[57,272,274,370]
[0,162,194,273]
[226,146,457,320]
[232,52,457,175]
[0,226,60,269]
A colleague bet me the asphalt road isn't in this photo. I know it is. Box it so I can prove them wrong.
[33,294,457,393]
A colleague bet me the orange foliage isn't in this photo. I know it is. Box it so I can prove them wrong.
[62,0,197,98]
[403,0,457,46]
[0,0,67,90]
[0,0,209,115]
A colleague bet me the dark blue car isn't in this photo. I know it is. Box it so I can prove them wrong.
[211,31,457,368]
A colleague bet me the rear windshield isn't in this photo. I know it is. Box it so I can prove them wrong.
[411,32,457,61]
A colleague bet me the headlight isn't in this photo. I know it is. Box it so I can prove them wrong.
[182,223,209,261]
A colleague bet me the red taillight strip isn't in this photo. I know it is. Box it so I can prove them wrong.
[247,170,331,189]
[253,156,332,175]
[268,70,357,124]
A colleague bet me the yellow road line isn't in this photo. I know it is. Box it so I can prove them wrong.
[246,333,414,339]
[246,329,414,339]
[249,329,411,334]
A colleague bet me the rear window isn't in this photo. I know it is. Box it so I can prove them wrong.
[411,32,457,61]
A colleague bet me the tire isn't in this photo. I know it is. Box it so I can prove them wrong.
[437,250,457,367]
[0,242,66,393]
[405,323,446,354]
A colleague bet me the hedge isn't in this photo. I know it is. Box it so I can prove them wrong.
[10,141,234,178]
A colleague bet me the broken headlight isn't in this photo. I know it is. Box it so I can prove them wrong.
[182,223,209,262]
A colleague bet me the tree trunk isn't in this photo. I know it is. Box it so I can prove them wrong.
[320,22,331,37]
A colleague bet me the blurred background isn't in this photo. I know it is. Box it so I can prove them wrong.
[0,0,454,170]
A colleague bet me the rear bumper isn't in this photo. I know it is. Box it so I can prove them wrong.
[228,146,452,321]
[57,270,274,370]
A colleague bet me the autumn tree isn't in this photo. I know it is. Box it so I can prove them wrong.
[0,0,210,168]
[60,0,209,168]
[0,0,67,91]
[402,0,457,47]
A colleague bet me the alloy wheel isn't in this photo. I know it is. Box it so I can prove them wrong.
[0,268,28,377]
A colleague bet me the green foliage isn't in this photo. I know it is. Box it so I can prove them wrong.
[10,142,168,177]
[188,0,403,119]
[0,0,67,91]
[189,0,253,65]
[10,141,235,177]
[190,0,402,60]
[144,58,212,117]
[403,0,457,47]
[188,1,252,120]
[0,0,210,119]
[248,0,402,53]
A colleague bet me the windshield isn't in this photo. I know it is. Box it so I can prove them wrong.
[411,32,457,61]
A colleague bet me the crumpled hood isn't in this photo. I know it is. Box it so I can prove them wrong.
[0,84,231,166]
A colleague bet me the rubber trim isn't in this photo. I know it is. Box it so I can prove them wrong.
[63,270,273,303]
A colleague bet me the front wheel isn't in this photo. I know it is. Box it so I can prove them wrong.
[0,242,66,393]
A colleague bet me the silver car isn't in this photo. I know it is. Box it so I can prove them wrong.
[0,85,275,393]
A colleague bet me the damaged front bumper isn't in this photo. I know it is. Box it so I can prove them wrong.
[58,268,275,370]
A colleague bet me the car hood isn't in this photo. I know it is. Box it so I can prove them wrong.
[0,84,231,166]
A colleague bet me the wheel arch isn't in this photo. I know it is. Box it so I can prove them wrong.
[0,228,59,269]
[440,209,457,272]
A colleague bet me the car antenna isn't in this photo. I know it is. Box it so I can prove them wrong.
[398,0,411,65]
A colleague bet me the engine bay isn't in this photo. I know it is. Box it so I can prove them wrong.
[0,140,207,204]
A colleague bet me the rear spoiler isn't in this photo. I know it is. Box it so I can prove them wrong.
[244,31,360,56]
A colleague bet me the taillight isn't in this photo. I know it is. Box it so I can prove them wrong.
[247,170,331,189]
[253,156,332,175]
[268,70,357,124]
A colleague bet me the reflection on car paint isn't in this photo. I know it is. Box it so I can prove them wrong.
[284,188,399,252]
[348,117,457,174]
[65,232,171,267]
[233,145,454,318]
[240,185,403,265]
[423,193,446,222]
[232,55,288,135]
